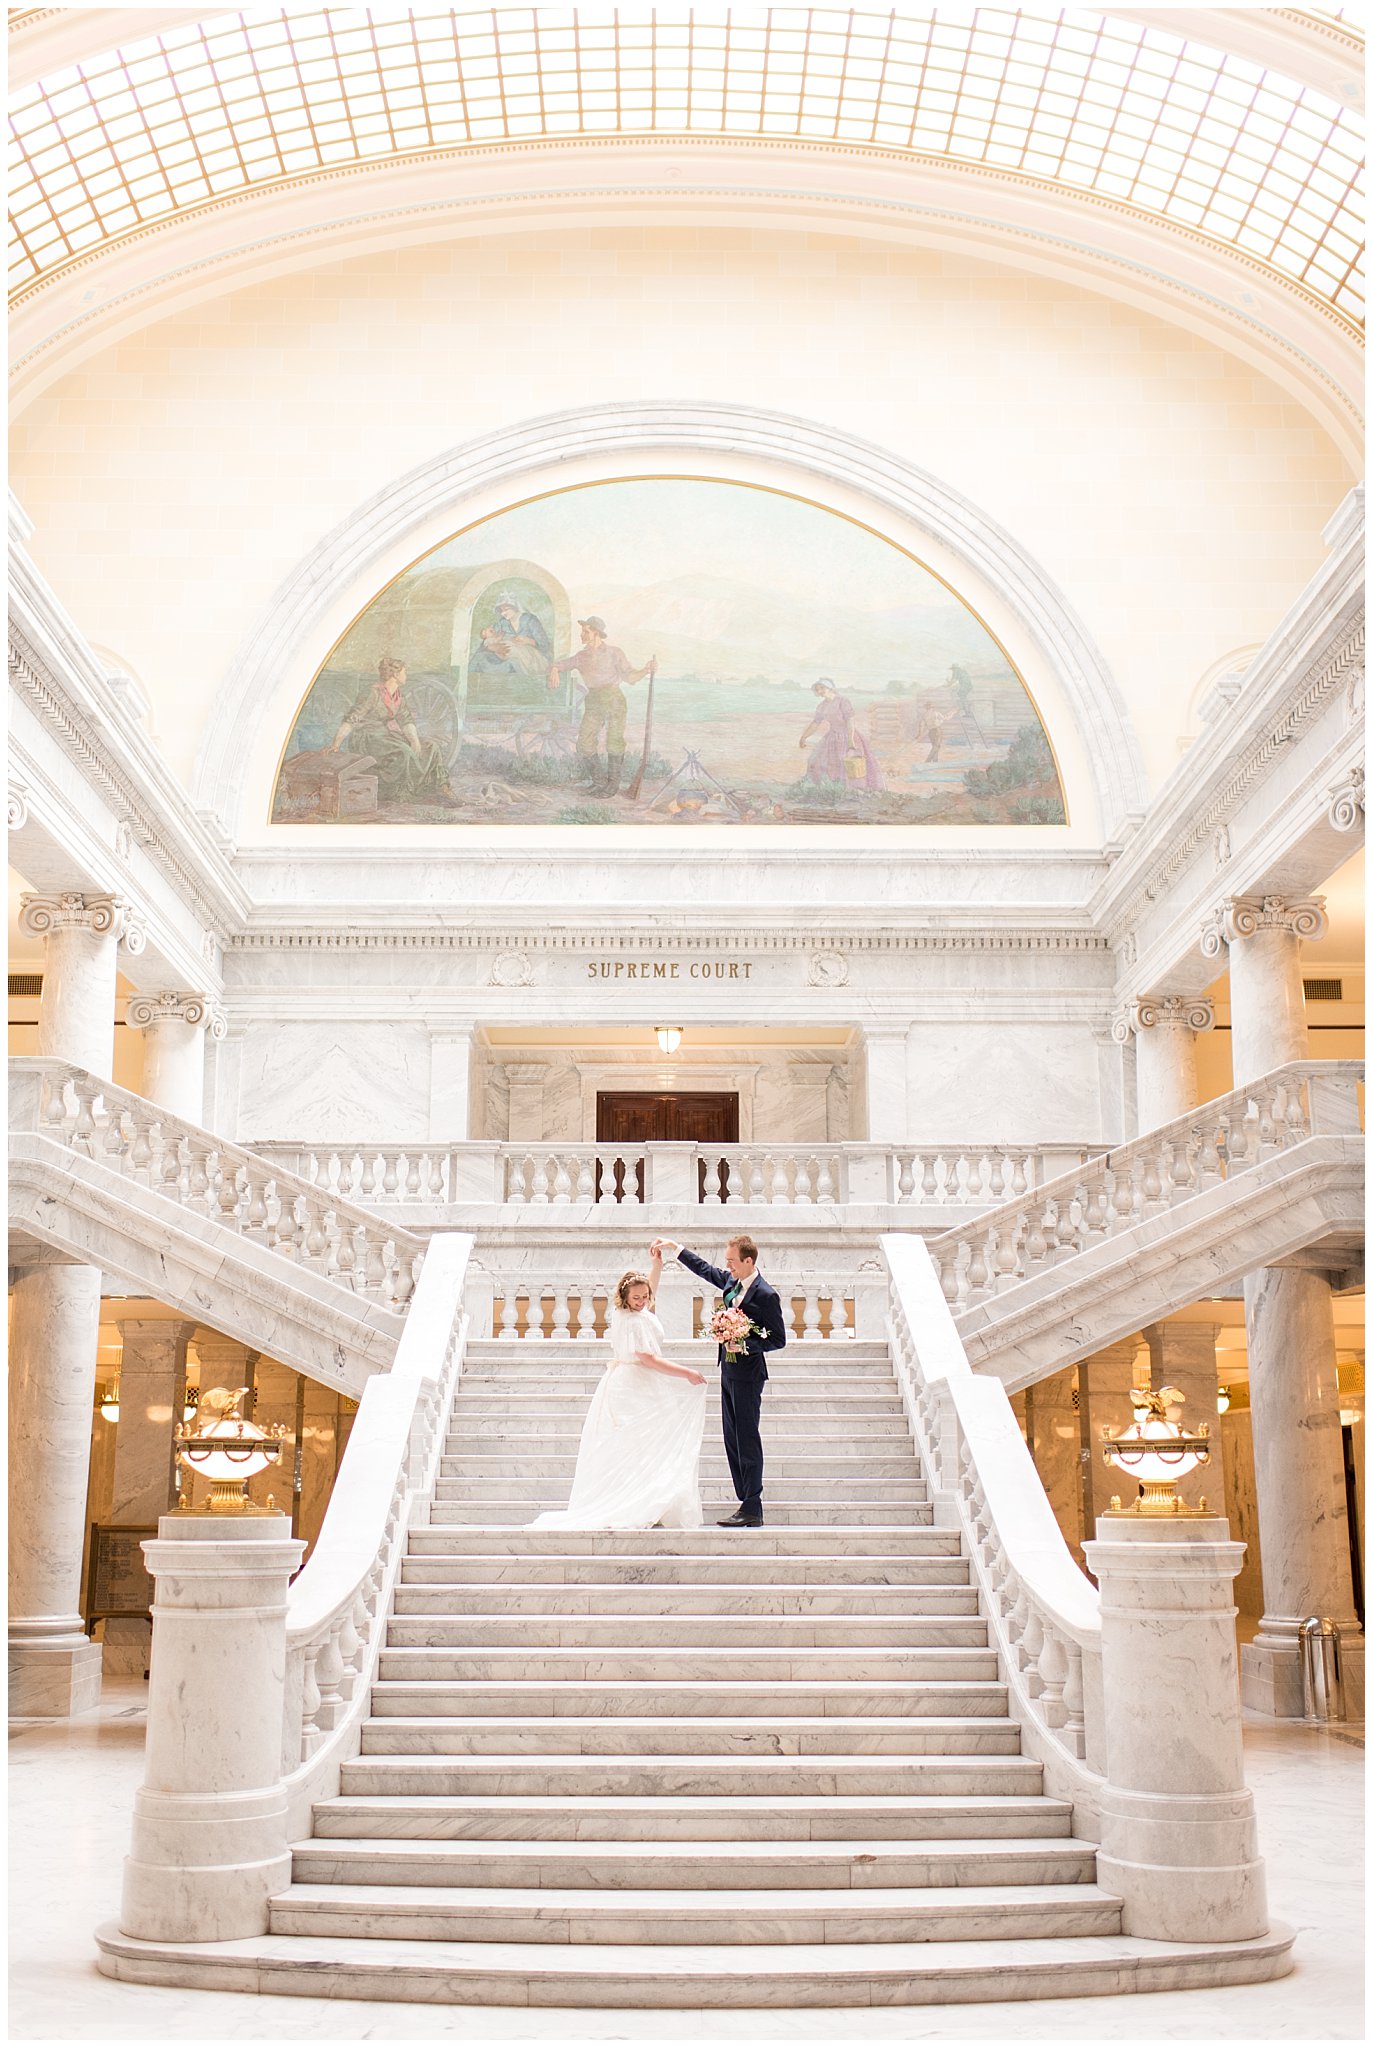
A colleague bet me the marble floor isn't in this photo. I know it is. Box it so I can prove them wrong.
[9,1681,1364,2042]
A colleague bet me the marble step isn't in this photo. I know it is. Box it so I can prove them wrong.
[429,1504,936,1526]
[452,1397,907,1419]
[383,1616,988,1650]
[404,1526,961,1555]
[95,1919,1300,2007]
[440,1454,923,1480]
[310,1793,1073,1844]
[376,1646,1000,1682]
[391,1582,978,1614]
[433,1477,930,1502]
[450,1415,912,1438]
[358,1714,1026,1756]
[399,1553,969,1586]
[463,1344,892,1368]
[458,1372,898,1391]
[339,1754,1044,1798]
[289,1835,1098,1891]
[269,1878,1119,1947]
[368,1680,1009,1719]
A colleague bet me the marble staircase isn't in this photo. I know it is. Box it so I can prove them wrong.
[182,1333,1287,2008]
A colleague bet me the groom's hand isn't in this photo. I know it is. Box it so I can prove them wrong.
[657,1239,682,1260]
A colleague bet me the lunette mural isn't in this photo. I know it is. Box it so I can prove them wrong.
[271,479,1066,827]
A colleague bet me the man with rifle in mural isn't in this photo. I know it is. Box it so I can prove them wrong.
[547,615,656,798]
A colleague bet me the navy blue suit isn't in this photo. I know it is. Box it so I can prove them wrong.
[676,1250,786,1519]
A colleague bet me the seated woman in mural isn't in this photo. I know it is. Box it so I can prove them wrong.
[798,678,883,793]
[494,594,552,672]
[331,656,457,805]
[529,1253,707,1532]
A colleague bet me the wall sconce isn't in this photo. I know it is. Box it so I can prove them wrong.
[655,1025,683,1055]
[1216,1385,1231,1414]
[98,1380,120,1423]
[1103,1384,1211,1515]
[182,1385,200,1426]
[175,1386,286,1515]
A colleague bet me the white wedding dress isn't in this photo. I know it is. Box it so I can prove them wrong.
[529,1307,707,1531]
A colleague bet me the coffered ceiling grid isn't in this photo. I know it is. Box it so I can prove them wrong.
[8,4,1365,322]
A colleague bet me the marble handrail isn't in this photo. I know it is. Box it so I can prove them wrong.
[928,1061,1363,1313]
[250,1138,1104,1209]
[882,1231,1106,1799]
[280,1233,472,1822]
[11,1059,426,1309]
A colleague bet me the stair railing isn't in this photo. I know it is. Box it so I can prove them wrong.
[10,1058,426,1307]
[929,1061,1363,1313]
[279,1232,472,1830]
[882,1231,1106,1807]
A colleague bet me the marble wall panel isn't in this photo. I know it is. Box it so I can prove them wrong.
[236,1022,430,1142]
[904,1022,1105,1143]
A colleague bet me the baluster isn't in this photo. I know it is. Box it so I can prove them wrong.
[332,1152,356,1199]
[102,1101,129,1165]
[298,1647,324,1758]
[794,1155,813,1204]
[963,1153,985,1201]
[1139,1142,1164,1210]
[533,1156,555,1205]
[987,1150,1006,1200]
[335,1598,364,1705]
[575,1157,594,1203]
[1221,1105,1248,1172]
[1197,1118,1223,1183]
[399,1153,417,1199]
[801,1289,823,1340]
[993,1216,1023,1290]
[566,1289,585,1340]
[918,1153,938,1202]
[743,1153,763,1202]
[243,1168,270,1241]
[377,1152,397,1199]
[551,1288,571,1338]
[1168,1131,1197,1201]
[363,1234,388,1295]
[268,1187,296,1259]
[1110,1162,1137,1233]
[950,1238,973,1311]
[1254,1083,1278,1155]
[552,1156,572,1203]
[498,1290,521,1339]
[300,1195,329,1269]
[313,1630,346,1732]
[1020,1603,1046,1698]
[1061,1642,1087,1757]
[814,1153,835,1203]
[1038,1625,1068,1728]
[1009,1151,1029,1198]
[71,1076,100,1156]
[186,1142,212,1211]
[932,1248,955,1306]
[1022,1203,1047,1269]
[129,1108,157,1182]
[896,1152,916,1201]
[965,1231,991,1301]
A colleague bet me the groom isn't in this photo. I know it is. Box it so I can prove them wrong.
[653,1234,787,1527]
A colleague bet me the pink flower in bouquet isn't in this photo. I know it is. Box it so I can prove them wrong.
[708,1305,757,1357]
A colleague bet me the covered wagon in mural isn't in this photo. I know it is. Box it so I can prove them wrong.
[271,481,1065,827]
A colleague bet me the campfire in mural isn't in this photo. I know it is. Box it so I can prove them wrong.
[271,479,1066,828]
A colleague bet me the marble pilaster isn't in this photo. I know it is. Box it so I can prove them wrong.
[1241,1265,1364,1717]
[8,1263,105,1715]
[126,992,224,1123]
[1112,995,1213,1132]
[1146,1319,1224,1512]
[101,1317,193,1676]
[428,1024,474,1141]
[1022,1366,1083,1562]
[1200,895,1326,1088]
[505,1064,551,1144]
[1078,1339,1142,1528]
[861,1028,908,1142]
[787,1059,834,1144]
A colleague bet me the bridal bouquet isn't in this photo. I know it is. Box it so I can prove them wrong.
[708,1305,759,1358]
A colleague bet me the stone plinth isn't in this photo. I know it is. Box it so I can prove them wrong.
[1084,1513,1268,1943]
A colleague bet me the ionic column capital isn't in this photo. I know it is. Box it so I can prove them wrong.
[126,991,227,1040]
[1111,994,1215,1044]
[1328,767,1365,833]
[19,891,146,953]
[8,780,29,831]
[1200,894,1328,958]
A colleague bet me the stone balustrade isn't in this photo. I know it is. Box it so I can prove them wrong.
[252,1137,1102,1213]
[12,1060,426,1310]
[929,1062,1363,1315]
[281,1235,472,1802]
[468,1265,888,1344]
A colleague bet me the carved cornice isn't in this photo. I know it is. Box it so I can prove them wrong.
[227,927,1113,957]
[126,990,227,1038]
[19,889,145,950]
[1199,894,1329,958]
[1111,994,1216,1044]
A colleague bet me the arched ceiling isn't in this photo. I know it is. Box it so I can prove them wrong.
[7,4,1364,441]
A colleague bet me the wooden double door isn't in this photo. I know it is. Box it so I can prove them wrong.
[595,1090,740,1202]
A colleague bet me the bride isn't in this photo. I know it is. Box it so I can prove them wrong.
[530,1251,708,1530]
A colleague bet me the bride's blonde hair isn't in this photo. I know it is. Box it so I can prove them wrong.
[615,1269,654,1310]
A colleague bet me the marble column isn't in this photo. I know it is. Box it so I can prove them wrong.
[8,1258,106,1714]
[1200,894,1326,1088]
[1240,1265,1364,1717]
[1112,995,1214,1132]
[1146,1318,1224,1512]
[505,1063,551,1143]
[861,1027,909,1142]
[11,894,144,1713]
[126,991,225,1123]
[101,1317,193,1676]
[1078,1339,1142,1529]
[1022,1366,1083,1561]
[428,1024,474,1141]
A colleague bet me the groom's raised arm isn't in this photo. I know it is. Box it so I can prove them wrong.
[673,1246,732,1293]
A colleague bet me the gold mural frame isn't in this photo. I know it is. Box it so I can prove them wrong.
[267,473,1069,828]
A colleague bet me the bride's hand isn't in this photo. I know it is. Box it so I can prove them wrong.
[685,1369,706,1386]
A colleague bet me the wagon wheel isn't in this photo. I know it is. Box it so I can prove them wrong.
[514,715,576,762]
[404,678,464,770]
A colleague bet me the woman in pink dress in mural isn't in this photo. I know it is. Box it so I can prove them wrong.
[798,678,883,793]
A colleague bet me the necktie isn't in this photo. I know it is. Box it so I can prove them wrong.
[724,1281,740,1307]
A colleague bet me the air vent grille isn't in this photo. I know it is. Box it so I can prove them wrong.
[1303,978,1344,1002]
[8,974,43,998]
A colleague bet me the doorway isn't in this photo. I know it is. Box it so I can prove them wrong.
[595,1090,740,1202]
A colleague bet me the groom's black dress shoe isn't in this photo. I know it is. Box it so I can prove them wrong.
[717,1510,764,1528]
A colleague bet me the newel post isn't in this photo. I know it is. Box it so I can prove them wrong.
[1081,1515,1268,1942]
[120,1516,305,1941]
